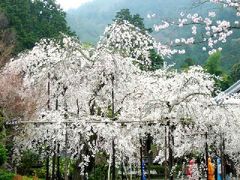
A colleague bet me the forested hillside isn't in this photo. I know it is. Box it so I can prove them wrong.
[0,0,73,67]
[66,0,240,70]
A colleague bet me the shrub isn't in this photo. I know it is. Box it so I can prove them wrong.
[18,150,41,176]
[0,169,14,180]
[0,144,7,166]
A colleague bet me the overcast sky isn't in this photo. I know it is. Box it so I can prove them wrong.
[56,0,92,10]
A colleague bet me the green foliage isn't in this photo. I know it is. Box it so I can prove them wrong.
[0,169,14,180]
[87,151,108,180]
[88,164,108,180]
[0,11,16,67]
[148,164,165,176]
[82,42,93,49]
[149,49,163,71]
[0,0,74,53]
[0,113,7,167]
[18,150,41,176]
[204,51,232,90]
[219,73,232,91]
[204,51,223,76]
[0,112,5,142]
[181,58,195,70]
[33,167,46,179]
[231,62,240,82]
[0,144,7,166]
[114,8,152,33]
[115,9,132,23]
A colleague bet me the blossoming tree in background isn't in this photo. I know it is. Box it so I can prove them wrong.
[151,0,240,56]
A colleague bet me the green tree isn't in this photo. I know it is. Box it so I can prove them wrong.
[220,73,232,90]
[114,8,152,33]
[148,49,163,71]
[231,62,240,82]
[18,150,41,176]
[115,9,132,23]
[181,58,195,70]
[204,51,231,90]
[0,0,74,53]
[0,11,16,67]
[204,51,223,76]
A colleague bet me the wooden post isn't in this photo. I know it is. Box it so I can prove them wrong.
[52,142,56,180]
[221,134,226,180]
[62,85,68,180]
[47,72,51,110]
[168,125,174,180]
[46,146,50,180]
[164,126,168,180]
[121,159,124,180]
[55,98,58,110]
[147,134,151,180]
[205,132,209,180]
[64,123,68,180]
[55,94,60,180]
[111,74,116,180]
[57,143,61,180]
[76,99,79,115]
[46,73,51,180]
[140,138,143,180]
[112,139,116,180]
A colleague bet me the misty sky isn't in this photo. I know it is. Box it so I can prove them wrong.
[56,0,92,10]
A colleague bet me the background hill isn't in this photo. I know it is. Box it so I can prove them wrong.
[66,0,193,44]
[66,0,240,69]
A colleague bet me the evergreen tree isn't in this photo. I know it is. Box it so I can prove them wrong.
[115,9,132,23]
[204,51,223,76]
[0,0,74,53]
[204,51,232,90]
[148,49,163,71]
[114,8,152,33]
[181,58,195,70]
[0,11,16,67]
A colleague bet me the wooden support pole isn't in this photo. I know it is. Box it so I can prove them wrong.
[57,143,61,180]
[221,134,226,180]
[121,159,124,180]
[46,146,50,180]
[140,138,143,180]
[64,123,68,180]
[47,72,51,110]
[52,142,56,180]
[205,132,209,180]
[168,125,174,180]
[76,99,79,115]
[112,139,116,180]
[164,126,168,180]
[111,74,116,180]
[147,134,151,180]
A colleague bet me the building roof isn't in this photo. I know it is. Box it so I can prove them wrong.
[214,80,240,104]
[224,80,240,95]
